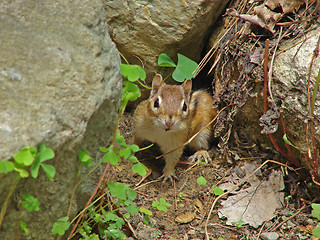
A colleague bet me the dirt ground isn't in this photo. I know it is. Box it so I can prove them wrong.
[113,112,318,240]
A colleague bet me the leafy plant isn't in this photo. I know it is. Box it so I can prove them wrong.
[283,134,302,152]
[52,217,70,236]
[79,149,93,167]
[212,185,224,196]
[312,204,320,238]
[140,207,152,225]
[0,143,55,230]
[231,220,245,228]
[152,198,171,212]
[158,53,198,82]
[73,182,140,240]
[177,192,184,202]
[21,194,40,212]
[19,221,29,234]
[196,176,207,186]
[101,129,148,177]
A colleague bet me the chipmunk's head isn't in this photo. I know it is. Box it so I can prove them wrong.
[148,74,192,132]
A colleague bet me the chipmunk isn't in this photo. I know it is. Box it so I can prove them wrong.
[133,74,218,184]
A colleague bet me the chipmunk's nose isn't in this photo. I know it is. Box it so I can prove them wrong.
[165,116,174,129]
[165,120,174,129]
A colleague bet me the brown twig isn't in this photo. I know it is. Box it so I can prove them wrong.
[263,39,269,113]
[67,162,110,239]
[263,38,301,168]
[268,204,307,232]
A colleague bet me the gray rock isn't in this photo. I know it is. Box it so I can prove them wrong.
[273,29,320,162]
[260,232,279,240]
[136,222,158,240]
[104,0,229,83]
[0,0,121,239]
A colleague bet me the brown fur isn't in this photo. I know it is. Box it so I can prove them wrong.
[133,74,217,180]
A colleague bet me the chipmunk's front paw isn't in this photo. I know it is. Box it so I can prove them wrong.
[189,150,212,164]
[158,174,179,186]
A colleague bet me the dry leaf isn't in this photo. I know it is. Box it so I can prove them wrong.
[254,5,282,32]
[175,212,196,223]
[265,0,304,14]
[218,162,284,228]
[250,47,264,65]
[194,198,204,214]
[226,8,272,33]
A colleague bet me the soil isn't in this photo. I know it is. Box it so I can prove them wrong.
[111,112,318,240]
[105,1,320,239]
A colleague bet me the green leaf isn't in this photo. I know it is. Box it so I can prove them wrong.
[152,200,159,208]
[79,149,93,167]
[21,194,40,212]
[122,82,141,102]
[138,66,146,81]
[115,129,127,147]
[14,148,35,166]
[132,162,148,176]
[107,182,127,201]
[19,221,29,234]
[152,198,171,212]
[313,225,320,238]
[119,147,132,159]
[41,163,56,181]
[127,156,138,163]
[158,53,177,67]
[197,176,207,186]
[0,161,15,174]
[99,146,111,153]
[115,217,125,228]
[128,144,140,153]
[231,220,245,228]
[102,149,121,166]
[172,54,198,82]
[283,134,302,152]
[15,167,29,178]
[127,188,137,201]
[212,185,224,196]
[39,142,54,162]
[160,198,171,207]
[104,212,117,221]
[312,204,320,220]
[140,207,152,216]
[126,204,139,215]
[52,217,70,236]
[142,215,150,225]
[120,64,146,82]
[30,156,41,178]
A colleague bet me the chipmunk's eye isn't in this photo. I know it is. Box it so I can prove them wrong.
[154,98,160,108]
[182,102,187,111]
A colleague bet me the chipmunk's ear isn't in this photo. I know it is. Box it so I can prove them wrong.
[181,79,192,97]
[151,74,163,97]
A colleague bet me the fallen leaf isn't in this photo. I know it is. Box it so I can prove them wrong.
[218,162,284,228]
[194,198,204,214]
[226,8,273,33]
[265,0,304,14]
[254,5,282,32]
[175,212,196,223]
